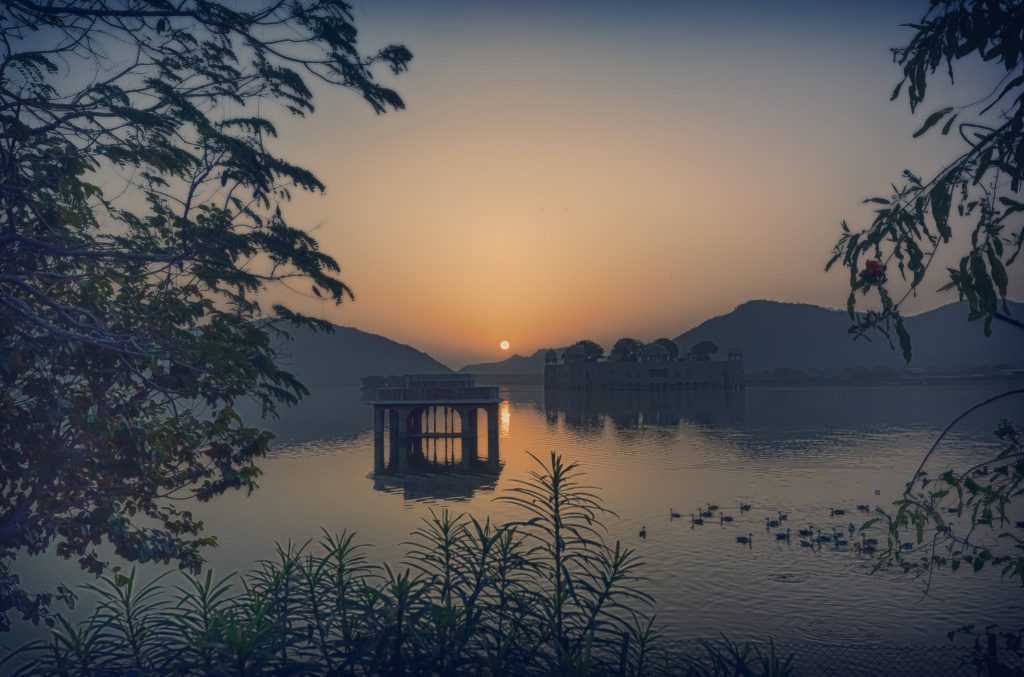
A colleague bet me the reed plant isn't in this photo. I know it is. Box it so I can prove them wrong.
[4,452,790,675]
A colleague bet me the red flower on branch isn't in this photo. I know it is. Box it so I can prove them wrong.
[859,259,886,284]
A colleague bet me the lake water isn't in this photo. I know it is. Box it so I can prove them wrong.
[6,383,1024,656]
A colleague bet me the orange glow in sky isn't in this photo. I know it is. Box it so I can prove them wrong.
[259,2,1018,367]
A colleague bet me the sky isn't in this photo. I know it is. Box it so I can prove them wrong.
[258,0,1019,368]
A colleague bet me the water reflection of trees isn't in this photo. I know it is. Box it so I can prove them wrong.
[243,385,372,447]
[543,389,746,432]
[261,384,1016,444]
[703,385,1021,460]
[540,384,1020,462]
[254,382,1020,470]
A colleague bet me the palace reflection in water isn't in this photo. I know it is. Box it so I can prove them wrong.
[360,373,746,500]
[544,388,746,430]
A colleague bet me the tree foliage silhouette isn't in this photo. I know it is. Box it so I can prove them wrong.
[0,0,411,631]
[609,338,643,362]
[827,0,1023,361]
[687,340,718,361]
[654,337,680,360]
[828,0,1024,610]
[563,340,604,363]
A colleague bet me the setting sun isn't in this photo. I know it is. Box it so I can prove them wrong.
[7,1,1022,672]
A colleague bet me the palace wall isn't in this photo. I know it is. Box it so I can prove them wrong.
[544,358,744,391]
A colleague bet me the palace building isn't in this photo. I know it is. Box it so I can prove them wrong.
[543,341,744,391]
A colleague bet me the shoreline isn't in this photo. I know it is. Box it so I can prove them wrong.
[470,373,1024,388]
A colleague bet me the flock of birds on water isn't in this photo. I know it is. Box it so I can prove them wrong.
[637,502,902,555]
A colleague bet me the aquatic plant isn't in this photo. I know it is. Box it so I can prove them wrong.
[865,419,1024,591]
[0,0,414,632]
[679,636,794,677]
[4,452,698,675]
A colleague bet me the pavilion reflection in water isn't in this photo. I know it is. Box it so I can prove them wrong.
[364,374,503,500]
[544,388,745,430]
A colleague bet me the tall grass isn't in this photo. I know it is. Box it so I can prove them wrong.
[5,452,792,675]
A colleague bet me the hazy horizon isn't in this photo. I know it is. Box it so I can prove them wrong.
[320,295,1024,372]
[253,0,1022,366]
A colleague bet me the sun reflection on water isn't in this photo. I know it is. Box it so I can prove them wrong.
[499,400,511,438]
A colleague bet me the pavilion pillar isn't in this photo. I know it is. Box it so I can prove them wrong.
[396,408,410,471]
[462,407,478,469]
[388,408,400,469]
[373,406,385,473]
[409,408,422,460]
[486,404,499,463]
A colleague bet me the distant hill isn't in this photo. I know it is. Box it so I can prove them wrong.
[673,300,1024,372]
[461,301,1024,374]
[278,325,451,386]
[461,348,563,375]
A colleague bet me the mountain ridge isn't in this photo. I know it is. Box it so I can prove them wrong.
[459,300,1024,375]
[673,299,1023,372]
[279,324,452,386]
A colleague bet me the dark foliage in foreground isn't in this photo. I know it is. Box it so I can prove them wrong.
[828,0,1023,356]
[0,0,410,631]
[868,419,1024,589]
[3,453,795,676]
[824,1,1024,641]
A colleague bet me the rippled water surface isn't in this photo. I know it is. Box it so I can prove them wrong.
[10,383,1024,650]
